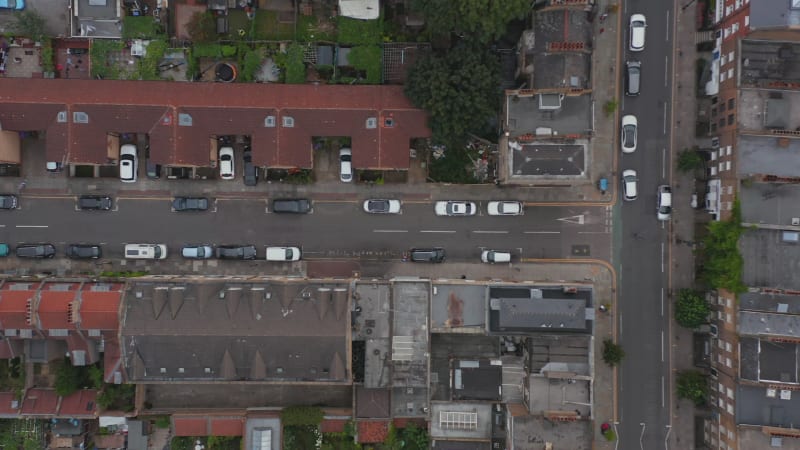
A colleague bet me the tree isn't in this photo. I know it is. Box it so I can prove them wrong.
[54,358,90,396]
[701,200,745,292]
[676,370,709,406]
[411,0,531,43]
[10,10,48,42]
[186,12,217,44]
[280,406,324,426]
[675,289,711,328]
[405,40,501,145]
[677,148,704,173]
[602,339,625,366]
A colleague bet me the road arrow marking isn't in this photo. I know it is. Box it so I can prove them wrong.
[557,214,585,225]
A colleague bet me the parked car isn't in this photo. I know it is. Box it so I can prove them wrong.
[172,197,209,212]
[78,195,112,211]
[0,244,9,257]
[657,185,673,221]
[621,115,638,154]
[625,60,641,96]
[219,147,235,180]
[0,194,18,210]
[16,244,56,258]
[216,245,257,260]
[272,198,312,214]
[181,245,214,259]
[434,201,476,216]
[66,244,102,259]
[124,244,167,260]
[119,144,138,183]
[629,14,646,52]
[487,201,523,216]
[363,199,401,214]
[266,246,301,261]
[0,0,25,11]
[409,248,446,263]
[481,250,511,263]
[339,148,353,182]
[243,148,258,186]
[622,169,638,201]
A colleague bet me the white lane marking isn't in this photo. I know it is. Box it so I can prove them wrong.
[557,214,585,224]
[524,231,560,234]
[663,103,668,135]
[373,230,408,233]
[664,55,668,87]
[661,243,665,272]
[665,11,670,42]
[661,331,665,362]
[473,230,509,234]
[662,148,667,179]
[578,231,608,234]
[16,225,48,228]
[662,376,666,408]
[0,225,5,228]
[420,230,456,233]
[661,288,665,317]
[619,314,623,336]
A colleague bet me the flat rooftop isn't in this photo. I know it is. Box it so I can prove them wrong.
[488,286,593,334]
[740,228,800,289]
[527,376,591,417]
[430,402,492,441]
[740,182,800,227]
[739,336,800,383]
[740,40,800,88]
[430,284,487,332]
[739,424,800,450]
[738,89,800,132]
[749,0,800,29]
[511,415,590,450]
[737,135,800,178]
[737,383,800,427]
[430,335,500,402]
[505,95,593,138]
[390,281,430,417]
[740,292,800,314]
[352,282,391,388]
[527,334,591,375]
[510,142,586,177]
[452,360,503,401]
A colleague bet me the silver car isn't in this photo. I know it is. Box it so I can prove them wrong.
[181,245,214,259]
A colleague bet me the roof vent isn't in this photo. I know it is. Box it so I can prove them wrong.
[792,218,800,226]
[366,118,377,129]
[204,367,212,374]
[73,112,88,124]
[57,111,67,123]
[160,367,167,374]
[383,117,394,128]
[265,116,276,128]
[282,116,294,128]
[178,367,185,373]
[178,113,193,126]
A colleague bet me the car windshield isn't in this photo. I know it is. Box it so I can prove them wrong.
[153,246,162,258]
[624,126,635,141]
[633,20,644,27]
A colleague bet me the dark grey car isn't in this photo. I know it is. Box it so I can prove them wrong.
[243,149,258,186]
[0,194,18,210]
[78,195,112,211]
[409,248,446,263]
[626,60,641,96]
[216,245,257,260]
[172,197,209,212]
[66,244,102,259]
[272,198,311,214]
[16,244,56,258]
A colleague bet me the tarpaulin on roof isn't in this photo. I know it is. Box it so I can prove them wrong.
[339,0,379,20]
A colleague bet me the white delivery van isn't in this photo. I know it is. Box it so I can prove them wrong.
[125,243,168,260]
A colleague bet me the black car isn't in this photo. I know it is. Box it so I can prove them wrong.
[272,198,311,214]
[172,197,209,212]
[409,248,446,263]
[16,244,56,259]
[78,195,112,211]
[66,244,102,259]
[216,245,257,260]
[243,148,258,186]
[0,194,18,210]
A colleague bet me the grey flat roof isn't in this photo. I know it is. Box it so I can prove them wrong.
[431,441,491,450]
[431,334,501,402]
[452,360,502,401]
[738,89,800,132]
[740,424,800,450]
[353,282,391,388]
[527,334,591,375]
[430,284,487,332]
[390,281,430,417]
[749,0,800,29]
[737,135,800,178]
[740,40,800,88]
[511,142,586,177]
[488,286,593,334]
[245,418,281,450]
[511,415,591,450]
[522,9,592,89]
[740,228,800,289]
[430,402,492,440]
[737,383,800,427]
[527,376,591,417]
[741,337,760,381]
[739,336,800,383]
[740,182,800,226]
[740,311,800,340]
[740,292,800,314]
[506,95,593,138]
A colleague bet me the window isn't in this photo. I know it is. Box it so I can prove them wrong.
[718,162,725,172]
[728,51,734,62]
[718,339,725,349]
[727,114,735,125]
[720,102,726,113]
[726,357,732,367]
[727,403,734,415]
[725,5,733,15]
[725,342,732,352]
[728,98,735,109]
[725,161,732,171]
[732,22,740,33]
[724,27,731,38]
[727,387,734,399]
[735,0,742,8]
[718,397,725,407]
[718,382,725,392]
[720,54,727,65]
[719,118,726,129]
[745,15,750,26]
[727,312,733,322]
[727,186,733,195]
[727,68,734,79]
[726,145,732,155]
[726,298,732,308]
[720,72,727,82]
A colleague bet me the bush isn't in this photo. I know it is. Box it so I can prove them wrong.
[187,11,217,44]
[603,100,618,117]
[347,45,382,84]
[154,416,171,429]
[240,49,263,82]
[122,16,161,39]
[701,200,745,292]
[54,359,98,396]
[676,370,708,406]
[675,289,710,328]
[677,148,704,173]
[280,406,324,426]
[283,44,306,84]
[10,10,47,42]
[602,339,625,366]
[97,384,136,412]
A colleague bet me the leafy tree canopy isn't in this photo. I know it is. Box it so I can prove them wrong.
[675,289,711,329]
[412,0,531,43]
[405,40,501,145]
[676,370,708,406]
[11,10,47,42]
[280,406,324,426]
[702,200,745,292]
[187,12,217,44]
[602,339,625,367]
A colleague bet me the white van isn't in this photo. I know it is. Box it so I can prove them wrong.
[125,243,167,260]
[481,250,511,263]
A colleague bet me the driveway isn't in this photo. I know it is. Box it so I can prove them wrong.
[0,0,70,38]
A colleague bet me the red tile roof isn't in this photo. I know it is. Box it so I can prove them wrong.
[102,336,124,384]
[0,286,36,330]
[0,392,19,417]
[357,420,389,444]
[37,288,78,330]
[58,389,97,418]
[0,79,430,169]
[79,287,122,331]
[0,340,21,359]
[320,419,347,433]
[20,388,59,416]
[173,417,208,436]
[210,417,244,436]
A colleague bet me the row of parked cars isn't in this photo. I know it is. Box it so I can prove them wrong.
[406,247,512,264]
[0,243,98,259]
[0,243,302,261]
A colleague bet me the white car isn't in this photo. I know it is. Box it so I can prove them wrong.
[435,201,476,216]
[119,144,138,183]
[621,115,638,154]
[219,147,234,180]
[481,250,511,263]
[629,14,646,52]
[622,170,638,201]
[266,246,301,261]
[487,201,523,216]
[339,148,353,183]
[657,185,673,221]
[363,199,401,214]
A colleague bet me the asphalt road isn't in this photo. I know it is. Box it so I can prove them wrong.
[0,196,612,262]
[618,0,677,448]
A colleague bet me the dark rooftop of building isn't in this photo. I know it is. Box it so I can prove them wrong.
[356,387,391,418]
[740,182,800,227]
[430,334,500,402]
[736,135,800,179]
[737,383,800,427]
[452,359,503,401]
[749,0,800,29]
[739,337,799,383]
[527,334,591,375]
[740,40,800,89]
[740,228,800,289]
[740,292,800,314]
[488,286,593,334]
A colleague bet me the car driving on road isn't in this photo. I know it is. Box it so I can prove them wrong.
[66,244,102,259]
[172,197,210,212]
[487,201,523,216]
[625,60,641,96]
[481,250,511,263]
[363,199,401,214]
[621,115,638,154]
[629,14,646,52]
[78,195,112,211]
[622,170,638,201]
[16,244,56,258]
[216,245,257,260]
[657,185,673,221]
[0,194,18,210]
[435,201,476,216]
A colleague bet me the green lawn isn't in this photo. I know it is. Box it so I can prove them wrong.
[226,10,252,39]
[253,10,296,41]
